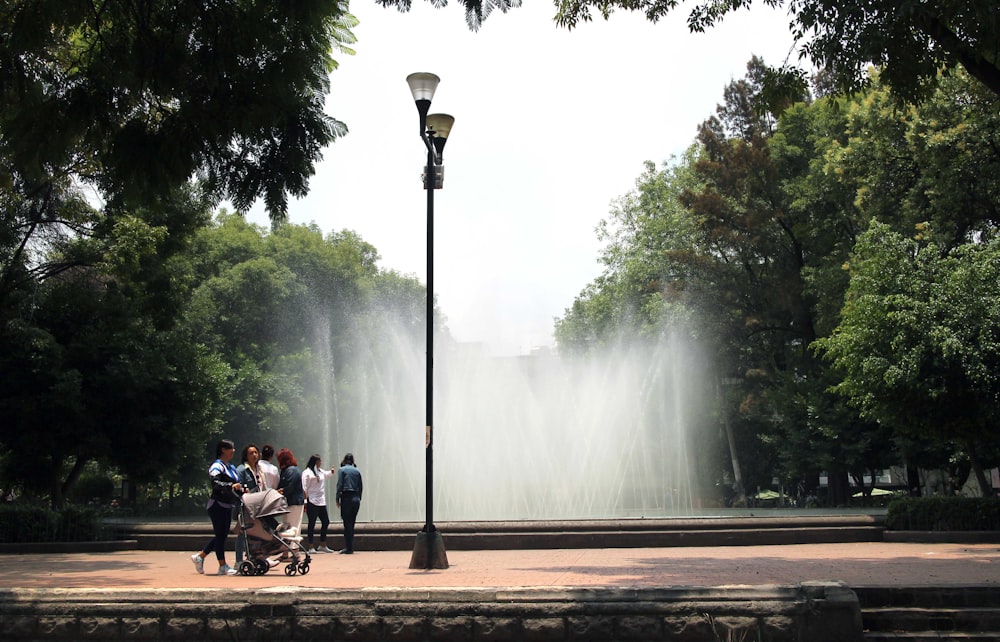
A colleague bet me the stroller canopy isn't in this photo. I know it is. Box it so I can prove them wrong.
[242,488,289,519]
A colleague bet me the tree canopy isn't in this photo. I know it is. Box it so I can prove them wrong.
[0,210,430,506]
[815,222,1000,496]
[383,0,1000,102]
[1,0,358,220]
[556,60,1000,502]
[553,0,1000,101]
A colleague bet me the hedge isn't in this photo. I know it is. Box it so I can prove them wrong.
[0,504,109,543]
[886,496,1000,531]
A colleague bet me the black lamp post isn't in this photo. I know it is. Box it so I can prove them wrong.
[406,72,452,570]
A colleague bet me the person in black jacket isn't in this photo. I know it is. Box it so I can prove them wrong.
[191,439,243,575]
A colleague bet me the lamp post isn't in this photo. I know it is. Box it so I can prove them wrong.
[406,72,452,570]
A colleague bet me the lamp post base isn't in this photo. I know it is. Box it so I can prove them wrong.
[408,529,449,569]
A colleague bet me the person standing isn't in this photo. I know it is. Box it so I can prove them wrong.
[335,453,363,554]
[276,448,304,535]
[191,439,242,575]
[302,454,335,554]
[235,443,266,564]
[259,444,280,491]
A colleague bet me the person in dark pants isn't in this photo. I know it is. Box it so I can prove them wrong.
[191,439,243,575]
[302,453,335,554]
[335,453,363,554]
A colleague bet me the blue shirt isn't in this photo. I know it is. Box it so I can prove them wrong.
[208,459,239,508]
[336,465,362,503]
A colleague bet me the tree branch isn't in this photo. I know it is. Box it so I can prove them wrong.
[915,11,1000,97]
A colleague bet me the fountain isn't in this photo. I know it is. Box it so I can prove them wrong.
[314,309,714,522]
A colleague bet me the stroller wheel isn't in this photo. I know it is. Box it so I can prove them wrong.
[239,561,255,577]
[254,559,270,575]
[284,563,297,576]
[297,562,310,575]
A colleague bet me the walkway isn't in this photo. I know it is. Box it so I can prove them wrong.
[2,541,997,591]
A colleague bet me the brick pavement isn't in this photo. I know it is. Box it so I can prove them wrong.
[1,542,997,591]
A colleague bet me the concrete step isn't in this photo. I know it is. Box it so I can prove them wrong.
[107,516,885,551]
[866,633,1000,641]
[857,587,1000,609]
[863,606,1000,632]
[858,586,1000,641]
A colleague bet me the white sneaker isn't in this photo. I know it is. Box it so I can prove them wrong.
[191,554,204,574]
[318,546,335,553]
[218,564,238,576]
[307,547,317,554]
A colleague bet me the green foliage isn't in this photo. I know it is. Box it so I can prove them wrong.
[0,194,425,509]
[547,0,1000,102]
[375,0,521,31]
[172,214,428,473]
[0,186,228,507]
[0,504,108,543]
[886,497,1000,532]
[67,474,115,505]
[816,223,1000,443]
[830,73,1000,250]
[0,0,357,220]
[558,61,998,504]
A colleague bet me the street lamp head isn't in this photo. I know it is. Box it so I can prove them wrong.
[426,113,455,160]
[406,72,440,102]
[426,114,454,139]
[407,72,440,135]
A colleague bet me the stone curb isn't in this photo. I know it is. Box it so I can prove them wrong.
[93,515,890,552]
[882,531,1000,544]
[0,582,863,642]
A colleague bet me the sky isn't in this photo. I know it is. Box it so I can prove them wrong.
[247,0,800,356]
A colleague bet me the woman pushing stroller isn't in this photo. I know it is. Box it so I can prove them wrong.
[191,439,243,575]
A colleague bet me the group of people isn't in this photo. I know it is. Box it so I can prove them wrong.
[190,439,363,576]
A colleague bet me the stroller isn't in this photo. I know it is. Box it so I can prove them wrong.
[237,488,311,576]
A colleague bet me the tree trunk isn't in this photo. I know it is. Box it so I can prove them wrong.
[828,471,850,506]
[916,11,1000,98]
[906,464,921,497]
[966,440,993,497]
[54,456,88,509]
[718,382,747,507]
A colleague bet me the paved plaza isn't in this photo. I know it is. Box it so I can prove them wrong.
[1,541,996,591]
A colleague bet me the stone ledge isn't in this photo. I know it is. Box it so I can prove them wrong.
[88,515,888,552]
[0,582,863,642]
[882,531,1000,544]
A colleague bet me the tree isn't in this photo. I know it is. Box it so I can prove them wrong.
[828,70,1000,251]
[178,214,430,468]
[547,0,1000,102]
[1,1,359,316]
[0,201,229,507]
[557,59,925,505]
[376,0,521,31]
[815,221,1000,497]
[1,0,357,219]
[380,1,1000,101]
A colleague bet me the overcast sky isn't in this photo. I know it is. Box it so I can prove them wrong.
[247,0,800,356]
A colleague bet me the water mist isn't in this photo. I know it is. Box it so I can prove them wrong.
[311,309,711,522]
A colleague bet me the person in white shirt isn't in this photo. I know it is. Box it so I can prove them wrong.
[259,444,280,491]
[301,454,336,553]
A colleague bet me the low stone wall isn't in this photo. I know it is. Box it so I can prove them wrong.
[0,582,862,641]
[102,515,886,552]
